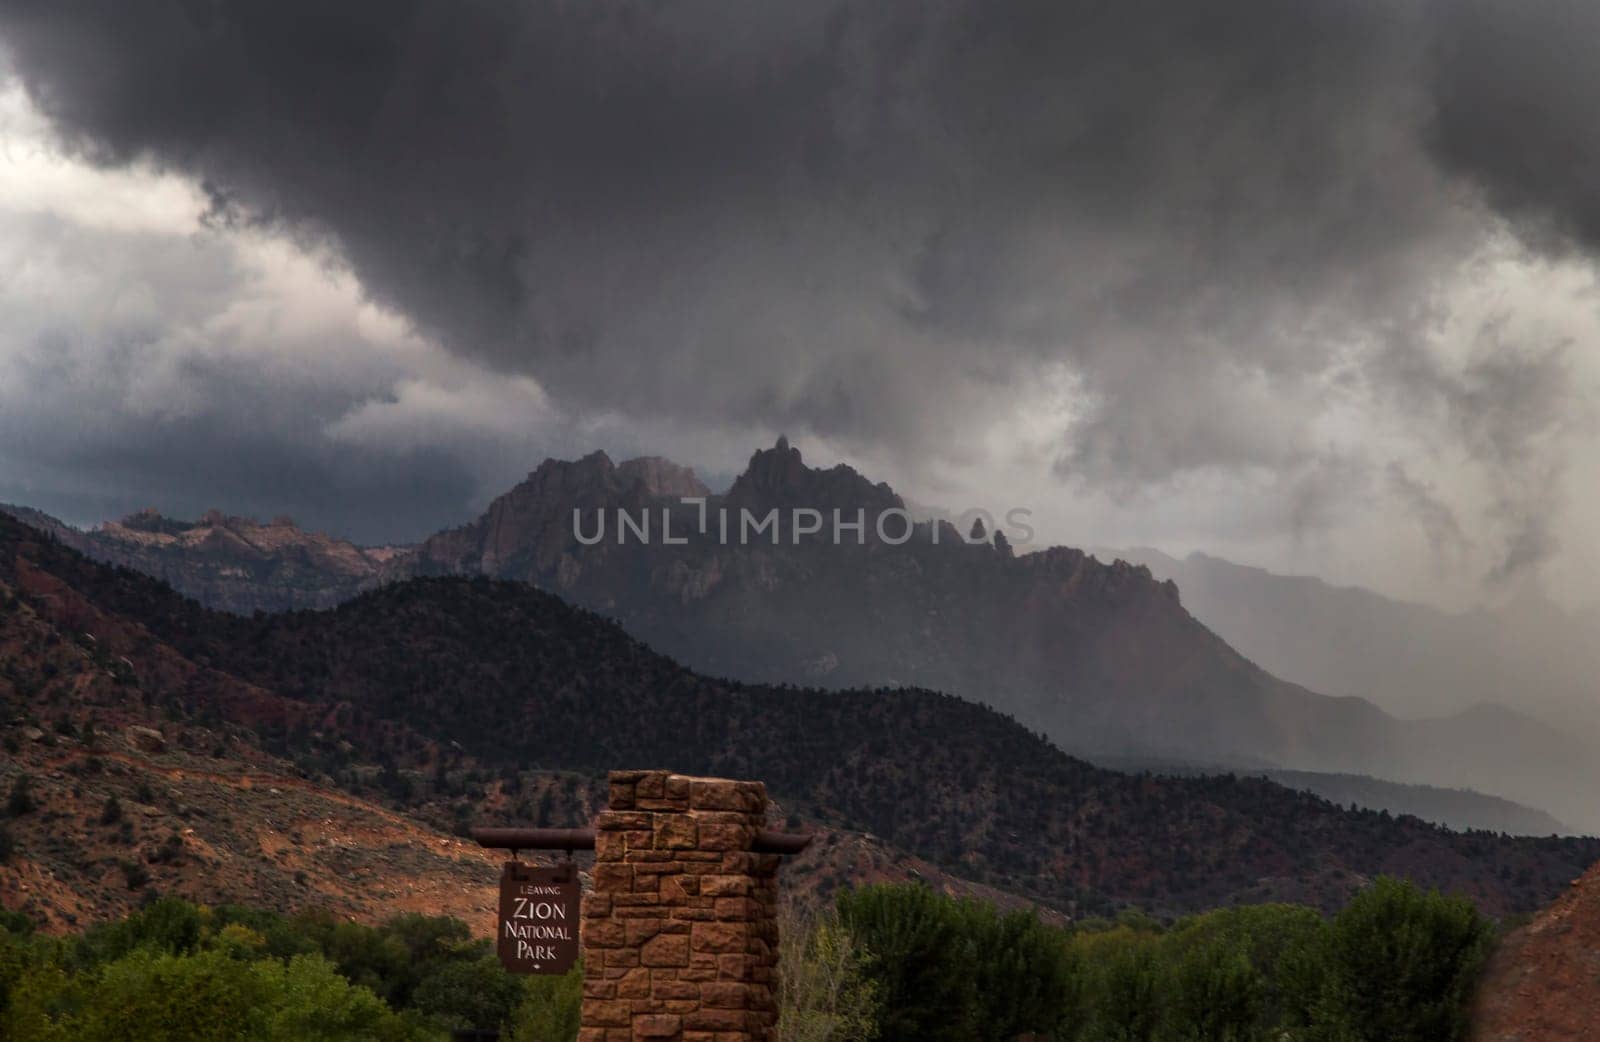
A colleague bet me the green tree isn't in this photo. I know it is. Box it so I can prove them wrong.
[1315,877,1494,1042]
[836,884,977,1042]
[1165,904,1327,1034]
[507,964,583,1042]
[1159,940,1262,1042]
[411,955,523,1033]
[73,897,203,968]
[1084,937,1164,1042]
[968,905,1085,1042]
[777,902,879,1042]
[251,954,425,1042]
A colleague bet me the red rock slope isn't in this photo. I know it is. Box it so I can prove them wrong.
[1472,858,1600,1042]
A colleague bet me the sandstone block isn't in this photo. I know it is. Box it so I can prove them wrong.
[652,979,700,1000]
[701,983,751,1009]
[689,780,765,812]
[595,831,627,861]
[658,816,698,849]
[594,864,634,891]
[693,922,747,954]
[685,1008,750,1032]
[672,907,716,922]
[634,1014,682,1038]
[617,968,652,999]
[699,875,752,897]
[641,933,690,967]
[613,894,661,907]
[697,824,754,852]
[598,811,654,830]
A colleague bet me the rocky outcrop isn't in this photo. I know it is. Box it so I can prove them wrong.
[1472,859,1600,1041]
[0,505,401,613]
[398,439,1397,774]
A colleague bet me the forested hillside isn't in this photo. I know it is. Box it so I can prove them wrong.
[6,512,1594,920]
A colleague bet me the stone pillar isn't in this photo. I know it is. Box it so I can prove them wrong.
[581,770,780,1042]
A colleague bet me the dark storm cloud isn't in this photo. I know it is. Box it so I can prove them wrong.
[0,0,1595,560]
[0,204,481,543]
[1428,0,1600,255]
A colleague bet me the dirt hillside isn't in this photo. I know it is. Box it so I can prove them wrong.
[1472,858,1600,1042]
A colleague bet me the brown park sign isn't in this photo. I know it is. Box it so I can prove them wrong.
[496,861,580,975]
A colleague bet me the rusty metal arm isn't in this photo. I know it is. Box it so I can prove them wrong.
[471,827,595,851]
[470,826,813,855]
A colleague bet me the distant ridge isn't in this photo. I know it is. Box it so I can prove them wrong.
[1108,546,1600,833]
[5,507,1598,925]
[8,442,1598,833]
[0,502,400,612]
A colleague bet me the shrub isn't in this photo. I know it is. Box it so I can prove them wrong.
[119,860,150,890]
[24,948,424,1042]
[6,776,35,817]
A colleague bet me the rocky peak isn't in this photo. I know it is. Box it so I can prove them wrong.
[726,437,904,516]
[615,456,711,499]
[115,508,196,536]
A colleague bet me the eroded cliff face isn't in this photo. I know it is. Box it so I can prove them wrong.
[397,439,1391,773]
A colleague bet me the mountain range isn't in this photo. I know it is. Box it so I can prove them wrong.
[3,507,1597,932]
[6,438,1595,833]
[1110,546,1600,726]
[1107,547,1600,830]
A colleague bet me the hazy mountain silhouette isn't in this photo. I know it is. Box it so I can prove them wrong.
[1111,547,1600,831]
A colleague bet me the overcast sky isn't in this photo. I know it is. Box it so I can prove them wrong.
[2,0,1600,611]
